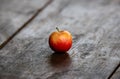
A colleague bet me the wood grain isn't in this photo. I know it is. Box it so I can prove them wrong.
[0,0,120,79]
[0,0,49,45]
[110,66,120,79]
[108,62,120,79]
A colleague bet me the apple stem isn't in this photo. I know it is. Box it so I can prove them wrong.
[56,27,60,32]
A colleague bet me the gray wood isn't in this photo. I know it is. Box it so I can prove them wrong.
[0,0,49,45]
[0,0,120,79]
[111,67,120,79]
[68,26,120,79]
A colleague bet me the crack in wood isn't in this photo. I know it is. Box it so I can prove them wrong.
[107,62,120,79]
[0,0,53,49]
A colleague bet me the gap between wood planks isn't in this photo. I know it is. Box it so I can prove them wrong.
[107,62,120,79]
[0,0,119,78]
[0,0,53,49]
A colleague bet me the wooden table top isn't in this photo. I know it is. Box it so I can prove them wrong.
[0,0,120,79]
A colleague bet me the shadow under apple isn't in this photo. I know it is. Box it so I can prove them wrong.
[49,52,71,70]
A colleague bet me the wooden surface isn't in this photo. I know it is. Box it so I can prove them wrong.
[0,0,120,79]
[0,0,49,45]
[111,67,120,79]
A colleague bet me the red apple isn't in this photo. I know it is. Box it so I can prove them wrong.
[49,27,72,53]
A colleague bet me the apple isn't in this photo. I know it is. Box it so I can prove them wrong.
[49,27,72,53]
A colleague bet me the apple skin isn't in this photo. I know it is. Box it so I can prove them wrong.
[49,30,72,53]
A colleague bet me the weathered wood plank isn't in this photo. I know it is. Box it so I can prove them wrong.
[0,0,120,79]
[68,26,120,79]
[107,62,120,79]
[111,66,120,79]
[0,0,49,45]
